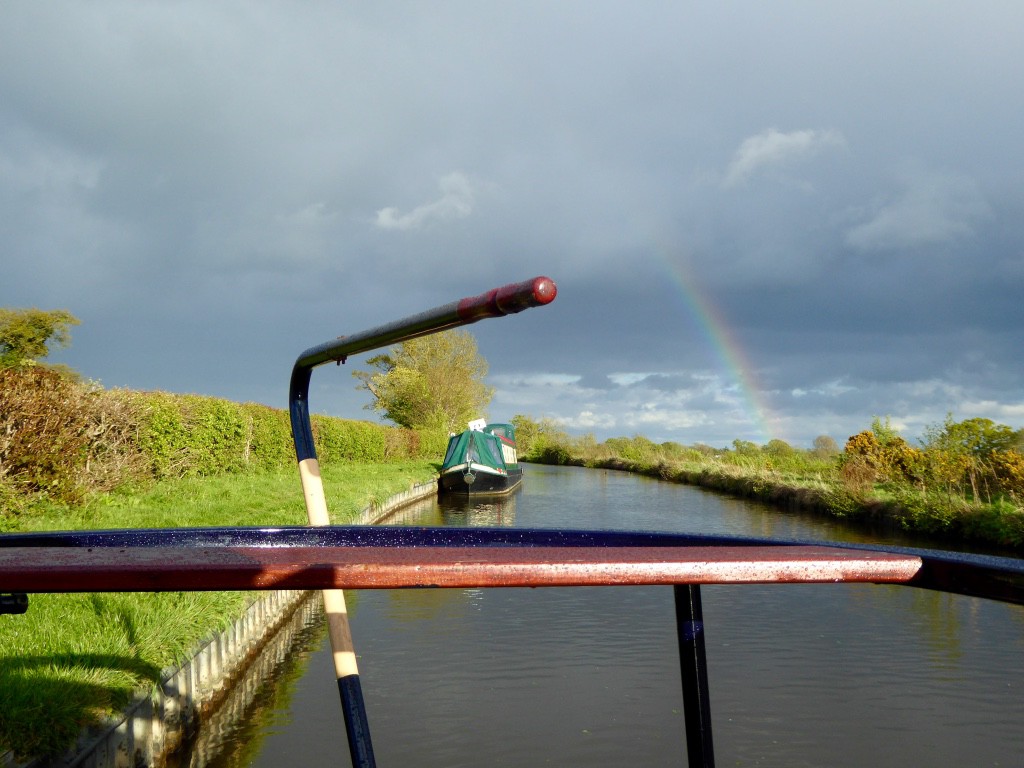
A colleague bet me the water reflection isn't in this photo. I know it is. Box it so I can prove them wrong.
[437,489,519,527]
[173,597,329,768]
[381,488,520,528]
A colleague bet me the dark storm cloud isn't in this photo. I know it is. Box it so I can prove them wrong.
[3,2,1024,447]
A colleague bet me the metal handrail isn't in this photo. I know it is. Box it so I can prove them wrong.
[3,525,1022,603]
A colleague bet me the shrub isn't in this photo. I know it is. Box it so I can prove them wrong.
[604,435,662,466]
[239,402,295,470]
[131,392,191,479]
[124,392,289,478]
[533,443,575,465]
[511,415,573,461]
[0,477,27,523]
[80,388,149,492]
[179,395,250,474]
[385,428,414,460]
[311,416,388,463]
[414,427,449,460]
[990,450,1024,499]
[764,438,795,457]
[0,367,90,503]
[843,430,920,484]
[839,455,875,496]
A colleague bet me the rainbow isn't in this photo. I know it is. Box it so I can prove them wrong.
[657,257,780,444]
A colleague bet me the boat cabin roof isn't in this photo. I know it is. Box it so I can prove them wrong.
[483,423,515,441]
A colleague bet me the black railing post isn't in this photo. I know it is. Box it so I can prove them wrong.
[675,584,715,767]
[0,592,29,614]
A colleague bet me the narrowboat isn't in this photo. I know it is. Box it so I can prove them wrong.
[438,419,523,496]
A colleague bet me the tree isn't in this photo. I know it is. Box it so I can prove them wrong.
[812,435,840,458]
[511,414,571,458]
[924,415,1016,459]
[353,329,493,432]
[0,308,80,369]
[921,415,1018,500]
[732,439,759,455]
[764,438,795,456]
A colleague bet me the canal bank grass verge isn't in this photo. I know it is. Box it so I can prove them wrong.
[0,461,436,761]
[515,423,1024,553]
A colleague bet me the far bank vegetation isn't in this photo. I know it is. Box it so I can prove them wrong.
[511,415,1024,552]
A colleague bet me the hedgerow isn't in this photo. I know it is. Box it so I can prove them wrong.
[0,368,445,519]
[311,414,388,463]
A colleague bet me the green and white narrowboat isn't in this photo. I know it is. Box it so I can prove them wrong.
[438,419,523,496]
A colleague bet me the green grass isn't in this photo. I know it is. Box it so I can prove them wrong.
[0,461,436,760]
[20,461,437,531]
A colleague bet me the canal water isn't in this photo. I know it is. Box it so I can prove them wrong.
[191,464,1023,767]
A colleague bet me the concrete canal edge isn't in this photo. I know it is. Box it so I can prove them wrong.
[1,479,438,768]
[355,479,438,525]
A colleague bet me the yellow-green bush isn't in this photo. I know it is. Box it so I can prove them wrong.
[842,430,921,485]
[990,450,1024,498]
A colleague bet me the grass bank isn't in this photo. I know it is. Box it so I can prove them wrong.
[515,425,1024,553]
[0,461,435,760]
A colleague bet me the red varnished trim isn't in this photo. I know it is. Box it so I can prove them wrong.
[0,545,921,593]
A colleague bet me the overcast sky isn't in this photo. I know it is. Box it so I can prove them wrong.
[4,2,1023,448]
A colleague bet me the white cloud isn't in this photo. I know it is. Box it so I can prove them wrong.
[845,171,991,252]
[563,410,617,430]
[491,373,583,388]
[491,367,774,443]
[375,172,475,230]
[608,372,657,386]
[723,128,846,187]
[791,380,856,399]
[626,408,708,431]
[957,400,1024,421]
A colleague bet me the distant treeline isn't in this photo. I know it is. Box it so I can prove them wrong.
[511,415,1024,550]
[0,366,448,519]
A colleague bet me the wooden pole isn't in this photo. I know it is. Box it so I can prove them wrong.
[297,456,374,767]
[299,457,359,679]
